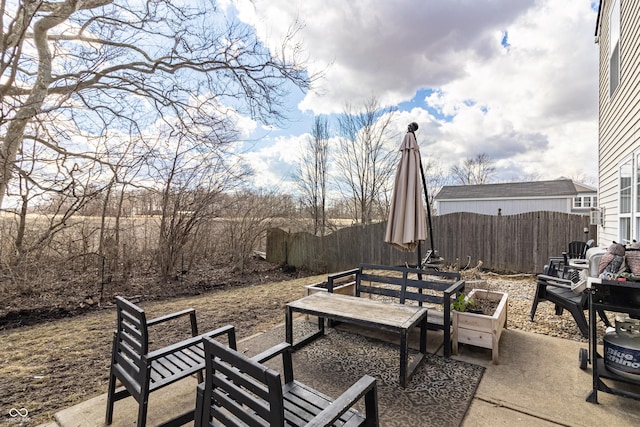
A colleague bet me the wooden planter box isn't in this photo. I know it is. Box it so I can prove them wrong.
[452,289,508,364]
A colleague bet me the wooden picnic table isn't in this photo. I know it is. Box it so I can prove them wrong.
[285,292,428,387]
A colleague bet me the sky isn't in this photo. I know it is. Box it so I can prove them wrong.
[222,0,601,192]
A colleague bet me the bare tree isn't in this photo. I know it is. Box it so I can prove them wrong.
[568,172,597,187]
[421,156,449,215]
[335,97,397,224]
[96,135,148,283]
[0,0,314,209]
[450,153,495,185]
[296,116,329,235]
[220,189,289,274]
[148,112,249,279]
[6,121,105,267]
[511,172,541,182]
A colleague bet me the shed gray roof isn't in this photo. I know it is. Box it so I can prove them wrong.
[435,179,595,200]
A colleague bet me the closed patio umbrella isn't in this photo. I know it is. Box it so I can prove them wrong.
[384,123,429,254]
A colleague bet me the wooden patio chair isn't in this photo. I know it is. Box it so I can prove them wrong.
[106,296,236,427]
[564,239,594,263]
[530,258,590,336]
[194,337,379,426]
[530,253,610,338]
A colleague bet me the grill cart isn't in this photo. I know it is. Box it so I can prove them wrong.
[583,277,640,403]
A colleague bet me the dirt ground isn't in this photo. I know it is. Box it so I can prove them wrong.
[0,256,309,330]
[0,258,320,427]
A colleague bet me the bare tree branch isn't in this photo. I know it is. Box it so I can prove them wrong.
[296,115,329,235]
[450,153,495,185]
[334,97,397,224]
[0,0,316,208]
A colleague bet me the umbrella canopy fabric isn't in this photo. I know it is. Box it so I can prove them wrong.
[384,131,427,251]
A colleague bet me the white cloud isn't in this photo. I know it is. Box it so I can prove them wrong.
[427,0,599,180]
[232,0,600,184]
[242,134,310,191]
[234,0,536,112]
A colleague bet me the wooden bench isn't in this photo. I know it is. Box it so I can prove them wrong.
[106,296,236,427]
[194,337,379,426]
[286,264,464,386]
[329,263,464,357]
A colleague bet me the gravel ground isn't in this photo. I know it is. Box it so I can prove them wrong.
[476,273,592,343]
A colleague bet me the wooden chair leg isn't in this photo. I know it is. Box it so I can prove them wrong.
[529,288,542,321]
[452,313,459,355]
[105,371,116,425]
[443,309,451,357]
[194,385,204,427]
[597,309,612,327]
[137,395,149,427]
[137,372,151,427]
[364,384,379,427]
[566,305,589,338]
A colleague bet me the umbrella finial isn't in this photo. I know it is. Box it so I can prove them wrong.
[408,122,419,133]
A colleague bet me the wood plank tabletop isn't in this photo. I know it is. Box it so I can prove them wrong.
[287,292,427,329]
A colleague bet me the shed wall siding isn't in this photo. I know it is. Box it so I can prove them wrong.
[437,198,571,216]
[598,0,640,245]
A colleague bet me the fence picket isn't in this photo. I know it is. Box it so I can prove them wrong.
[266,212,594,274]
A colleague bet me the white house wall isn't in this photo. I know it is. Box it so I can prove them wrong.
[598,0,640,245]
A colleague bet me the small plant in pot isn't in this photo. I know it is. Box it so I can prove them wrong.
[449,259,500,315]
[451,293,484,314]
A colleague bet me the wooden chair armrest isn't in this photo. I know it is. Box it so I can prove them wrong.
[443,279,466,298]
[201,324,237,350]
[328,268,359,292]
[146,325,236,360]
[147,307,199,336]
[328,268,360,281]
[250,342,295,383]
[147,308,196,326]
[306,375,378,427]
[250,342,291,364]
[536,274,573,290]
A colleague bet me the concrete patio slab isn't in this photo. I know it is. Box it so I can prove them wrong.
[457,329,640,427]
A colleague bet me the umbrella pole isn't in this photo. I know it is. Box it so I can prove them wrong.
[419,157,435,253]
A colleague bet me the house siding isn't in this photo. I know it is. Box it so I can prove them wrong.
[597,0,640,245]
[436,198,570,216]
[435,179,594,216]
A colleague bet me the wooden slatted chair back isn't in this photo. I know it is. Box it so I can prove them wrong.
[201,338,285,426]
[567,241,588,259]
[115,297,149,396]
[356,264,462,306]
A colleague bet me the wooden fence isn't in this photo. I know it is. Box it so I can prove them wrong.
[266,211,595,274]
